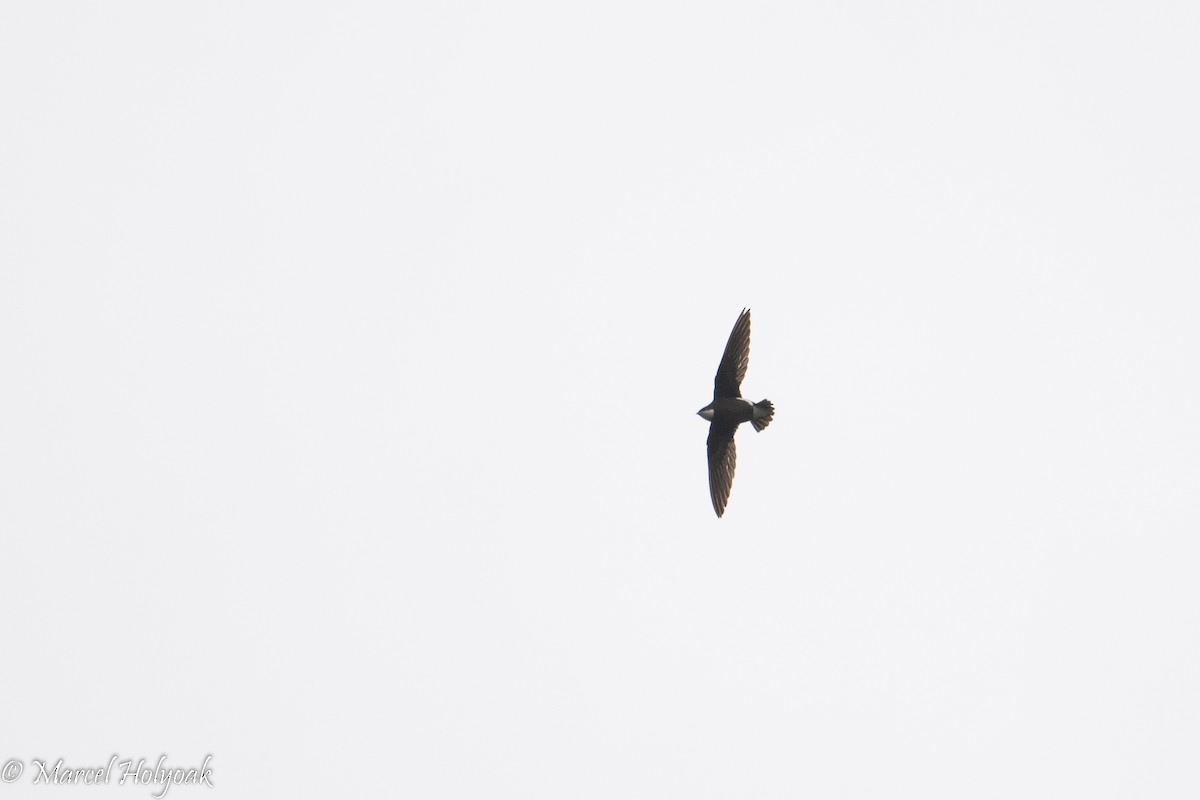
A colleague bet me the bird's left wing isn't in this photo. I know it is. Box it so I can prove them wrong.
[713,308,751,399]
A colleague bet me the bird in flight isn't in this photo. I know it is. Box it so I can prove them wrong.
[697,308,774,517]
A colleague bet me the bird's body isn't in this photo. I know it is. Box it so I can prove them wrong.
[697,397,773,427]
[697,309,774,517]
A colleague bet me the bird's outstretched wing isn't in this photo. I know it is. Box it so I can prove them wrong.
[713,308,751,399]
[706,421,738,517]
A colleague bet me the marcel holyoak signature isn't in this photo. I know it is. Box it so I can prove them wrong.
[1,754,212,797]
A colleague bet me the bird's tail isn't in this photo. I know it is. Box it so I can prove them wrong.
[750,399,774,432]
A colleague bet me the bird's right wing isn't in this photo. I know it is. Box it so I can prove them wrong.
[713,308,751,399]
[706,421,738,518]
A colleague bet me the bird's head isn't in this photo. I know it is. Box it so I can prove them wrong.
[697,404,716,422]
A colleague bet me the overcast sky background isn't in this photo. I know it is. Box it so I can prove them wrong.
[2,2,1198,797]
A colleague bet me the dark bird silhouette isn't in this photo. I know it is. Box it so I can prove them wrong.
[697,308,774,517]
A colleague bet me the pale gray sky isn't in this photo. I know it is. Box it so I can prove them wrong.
[3,2,1199,797]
